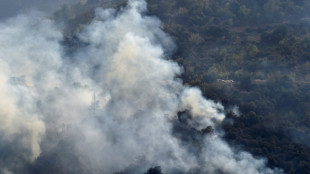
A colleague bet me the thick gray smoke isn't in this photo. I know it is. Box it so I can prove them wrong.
[0,0,283,173]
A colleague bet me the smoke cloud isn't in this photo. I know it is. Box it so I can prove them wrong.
[0,0,283,173]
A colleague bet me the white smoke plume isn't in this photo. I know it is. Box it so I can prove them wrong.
[0,0,284,173]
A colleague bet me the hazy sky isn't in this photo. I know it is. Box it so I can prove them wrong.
[0,0,79,19]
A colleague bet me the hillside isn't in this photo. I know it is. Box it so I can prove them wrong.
[53,0,310,173]
[146,0,310,173]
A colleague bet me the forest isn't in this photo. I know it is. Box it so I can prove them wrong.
[146,0,310,173]
[52,0,310,173]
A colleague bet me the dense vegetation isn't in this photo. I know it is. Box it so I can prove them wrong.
[146,0,310,173]
[55,0,310,173]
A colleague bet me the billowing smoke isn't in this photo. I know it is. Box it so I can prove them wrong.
[0,0,283,173]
